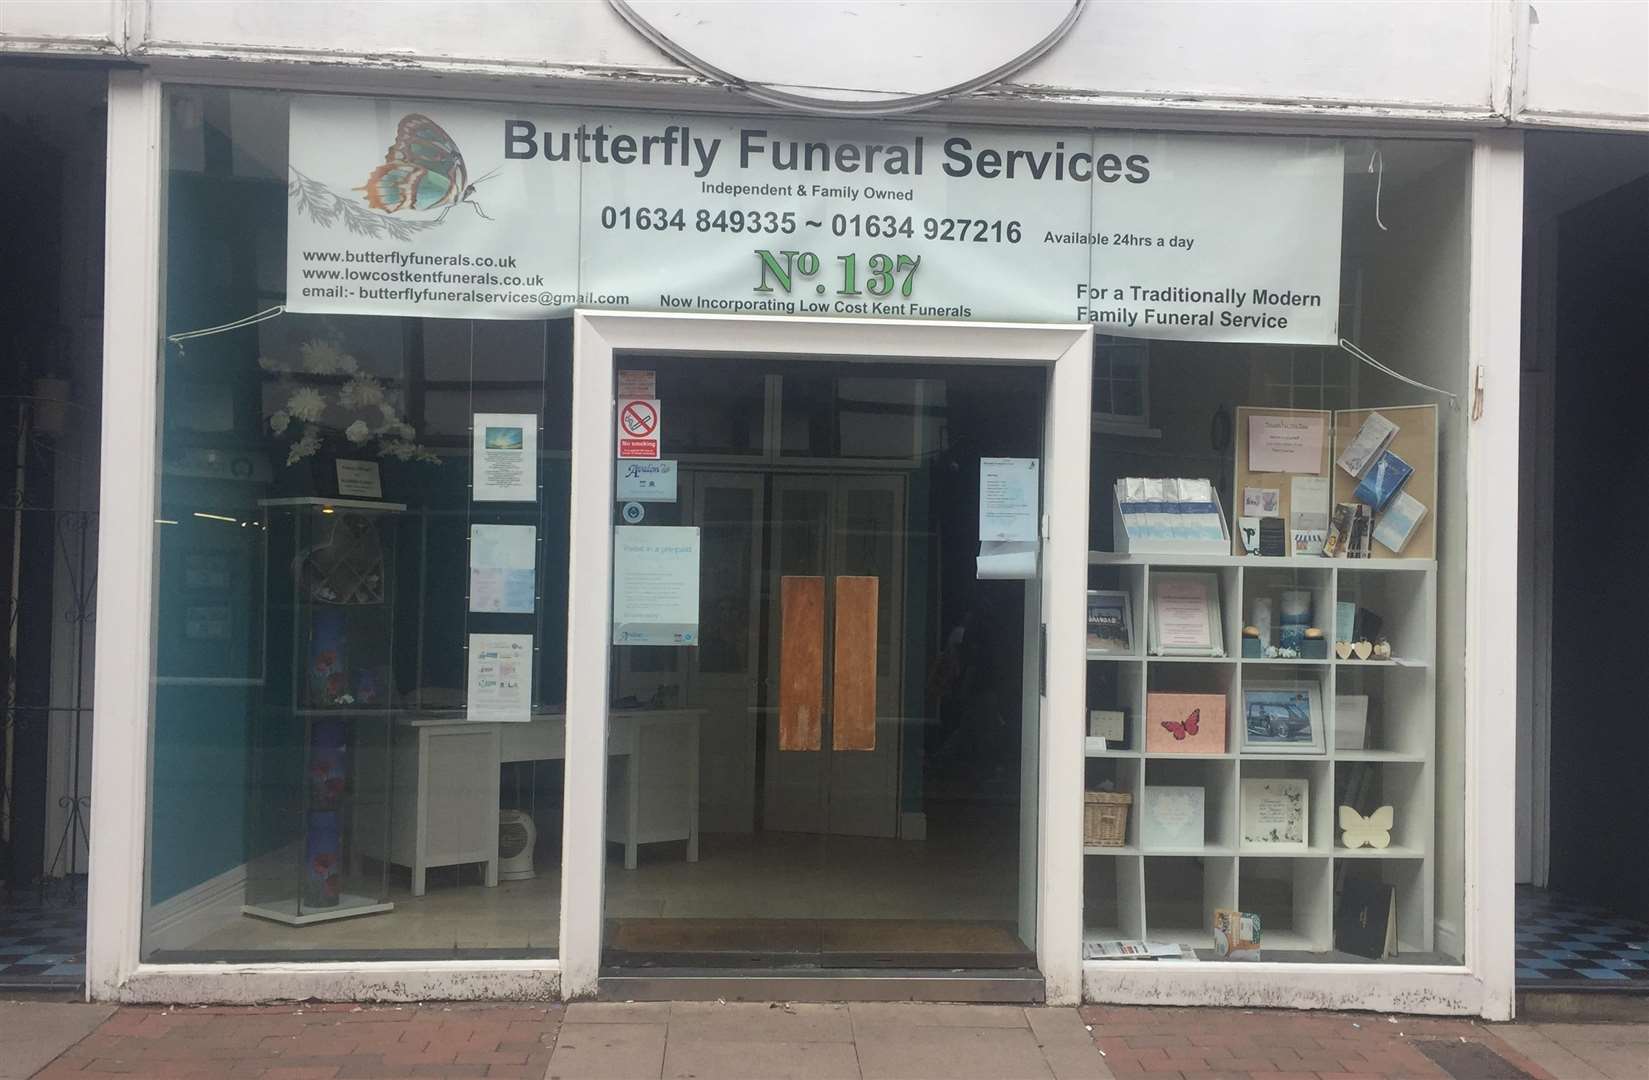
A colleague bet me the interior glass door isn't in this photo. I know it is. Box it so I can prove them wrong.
[602,355,1045,972]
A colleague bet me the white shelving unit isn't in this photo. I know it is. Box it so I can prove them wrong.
[1082,552,1437,956]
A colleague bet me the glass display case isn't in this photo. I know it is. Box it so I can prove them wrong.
[241,498,403,926]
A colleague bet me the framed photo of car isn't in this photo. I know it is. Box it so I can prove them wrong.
[1240,680,1325,754]
[1086,590,1134,655]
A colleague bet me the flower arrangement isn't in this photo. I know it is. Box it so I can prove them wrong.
[260,338,439,466]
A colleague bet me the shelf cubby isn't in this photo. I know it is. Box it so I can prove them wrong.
[1142,757,1236,852]
[1084,551,1437,960]
[1083,854,1145,942]
[1239,856,1333,951]
[1143,855,1235,949]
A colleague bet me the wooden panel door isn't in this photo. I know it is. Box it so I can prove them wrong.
[761,475,905,839]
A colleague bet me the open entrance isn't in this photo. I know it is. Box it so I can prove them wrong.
[1517,132,1649,996]
[0,60,106,990]
[599,354,1046,974]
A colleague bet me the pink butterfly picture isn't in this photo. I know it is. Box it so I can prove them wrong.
[1161,708,1201,741]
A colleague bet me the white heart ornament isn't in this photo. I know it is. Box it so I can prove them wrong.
[1334,641,1353,660]
[1353,641,1373,660]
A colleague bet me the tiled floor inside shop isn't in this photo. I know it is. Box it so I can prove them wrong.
[0,889,87,986]
[160,818,1022,961]
[1516,884,1649,987]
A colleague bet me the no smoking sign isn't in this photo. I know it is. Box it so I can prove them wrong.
[616,397,661,460]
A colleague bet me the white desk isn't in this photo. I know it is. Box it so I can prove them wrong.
[367,709,701,894]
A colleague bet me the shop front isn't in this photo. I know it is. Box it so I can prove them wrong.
[22,3,1597,1017]
[75,75,1522,1014]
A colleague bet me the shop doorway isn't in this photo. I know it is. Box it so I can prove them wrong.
[560,313,1093,1001]
[600,357,1040,972]
[1516,133,1649,992]
[0,60,106,990]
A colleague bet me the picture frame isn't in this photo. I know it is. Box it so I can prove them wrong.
[1148,572,1224,657]
[1240,680,1325,754]
[1241,778,1310,851]
[1086,589,1134,655]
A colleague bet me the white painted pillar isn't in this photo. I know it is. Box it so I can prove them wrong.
[559,314,617,997]
[1037,327,1093,1005]
[1465,129,1524,1022]
[86,69,166,1001]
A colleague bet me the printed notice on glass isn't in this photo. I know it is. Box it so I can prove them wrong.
[979,458,1039,542]
[469,524,537,614]
[472,412,537,502]
[612,526,700,646]
[466,633,532,723]
[1248,414,1324,474]
[616,459,678,502]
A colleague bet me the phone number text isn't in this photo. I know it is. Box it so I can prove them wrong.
[598,207,1023,243]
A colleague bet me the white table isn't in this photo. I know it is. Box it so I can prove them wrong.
[367,708,701,894]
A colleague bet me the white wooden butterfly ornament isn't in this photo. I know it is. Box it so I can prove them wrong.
[1338,805,1394,849]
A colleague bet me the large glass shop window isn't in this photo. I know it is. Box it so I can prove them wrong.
[144,87,571,960]
[1083,139,1470,966]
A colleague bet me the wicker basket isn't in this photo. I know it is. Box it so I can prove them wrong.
[1084,790,1132,847]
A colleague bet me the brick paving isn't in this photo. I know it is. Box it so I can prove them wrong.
[31,1003,560,1080]
[1078,1005,1557,1080]
[10,998,1642,1079]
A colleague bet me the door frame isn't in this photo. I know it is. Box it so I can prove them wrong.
[561,312,1094,1002]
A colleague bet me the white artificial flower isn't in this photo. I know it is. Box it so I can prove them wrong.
[337,352,358,374]
[299,339,343,375]
[377,401,398,421]
[286,425,322,465]
[269,410,291,434]
[378,439,419,461]
[287,386,327,422]
[257,355,283,372]
[340,374,384,409]
[345,420,370,444]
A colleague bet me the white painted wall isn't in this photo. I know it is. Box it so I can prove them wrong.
[1520,0,1649,129]
[1,1,1644,130]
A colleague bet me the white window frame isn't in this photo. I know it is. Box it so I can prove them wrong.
[560,312,1094,1002]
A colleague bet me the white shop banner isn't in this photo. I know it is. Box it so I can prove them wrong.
[287,96,1343,343]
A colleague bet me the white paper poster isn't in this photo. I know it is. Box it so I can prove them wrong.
[1247,414,1325,473]
[466,633,532,723]
[613,526,700,646]
[287,96,1344,344]
[469,524,537,613]
[616,459,678,502]
[979,458,1039,542]
[618,370,656,397]
[472,412,537,501]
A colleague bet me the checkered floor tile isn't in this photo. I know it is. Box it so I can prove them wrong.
[1517,885,1649,988]
[0,894,86,986]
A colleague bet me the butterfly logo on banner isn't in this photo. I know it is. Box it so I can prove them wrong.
[357,114,499,222]
[288,113,499,241]
[1339,805,1394,849]
[1161,708,1200,741]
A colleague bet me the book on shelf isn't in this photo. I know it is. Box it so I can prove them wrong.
[1335,879,1398,959]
